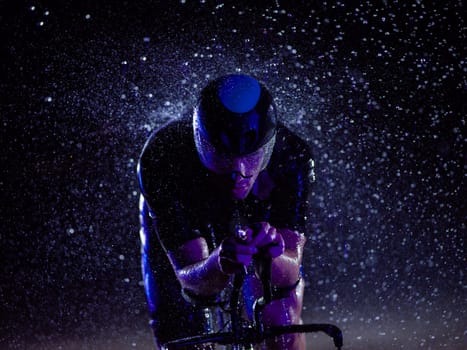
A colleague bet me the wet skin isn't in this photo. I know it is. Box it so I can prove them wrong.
[172,138,307,349]
[229,154,264,199]
[201,146,266,200]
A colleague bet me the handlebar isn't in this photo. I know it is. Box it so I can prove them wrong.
[164,323,343,349]
[164,255,343,349]
[165,210,343,349]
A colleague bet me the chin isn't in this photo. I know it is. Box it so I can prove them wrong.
[231,188,251,200]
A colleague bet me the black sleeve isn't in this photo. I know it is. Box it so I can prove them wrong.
[137,132,203,252]
[270,144,315,233]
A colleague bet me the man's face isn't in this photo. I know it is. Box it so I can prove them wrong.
[228,151,265,200]
[198,140,266,200]
[194,125,276,200]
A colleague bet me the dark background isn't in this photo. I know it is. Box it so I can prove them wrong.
[1,1,465,349]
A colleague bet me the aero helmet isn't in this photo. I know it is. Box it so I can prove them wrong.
[193,74,277,172]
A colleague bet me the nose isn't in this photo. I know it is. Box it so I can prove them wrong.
[231,158,252,182]
[232,158,247,176]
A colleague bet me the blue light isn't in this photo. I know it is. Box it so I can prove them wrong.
[218,74,261,114]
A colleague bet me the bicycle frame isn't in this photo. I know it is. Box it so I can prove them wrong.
[163,258,343,349]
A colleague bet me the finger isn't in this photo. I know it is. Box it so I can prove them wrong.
[269,232,285,258]
[251,222,269,246]
[253,225,277,248]
[267,244,284,258]
[235,227,254,244]
[222,243,257,255]
[236,253,253,266]
[252,230,267,247]
[235,243,257,255]
[245,227,254,244]
[267,226,277,242]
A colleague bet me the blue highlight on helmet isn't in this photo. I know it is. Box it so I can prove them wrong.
[195,73,276,156]
[218,74,261,114]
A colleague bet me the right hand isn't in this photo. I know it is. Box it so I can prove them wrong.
[250,222,285,259]
[218,232,257,274]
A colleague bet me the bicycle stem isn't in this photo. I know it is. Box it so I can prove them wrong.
[230,268,251,349]
[251,255,272,340]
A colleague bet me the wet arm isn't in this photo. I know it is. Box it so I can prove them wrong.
[167,237,231,296]
[270,228,306,287]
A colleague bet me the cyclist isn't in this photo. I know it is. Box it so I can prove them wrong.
[137,74,315,349]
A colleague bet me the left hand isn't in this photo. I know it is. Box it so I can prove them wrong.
[250,222,285,259]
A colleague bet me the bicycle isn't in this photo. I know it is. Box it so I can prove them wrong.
[163,257,343,350]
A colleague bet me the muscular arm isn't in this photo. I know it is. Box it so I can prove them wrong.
[167,237,231,296]
[262,228,307,350]
[269,228,306,287]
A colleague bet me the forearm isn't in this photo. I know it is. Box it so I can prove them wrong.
[270,228,306,287]
[175,246,231,296]
[270,250,302,287]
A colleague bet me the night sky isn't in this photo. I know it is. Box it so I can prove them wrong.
[1,1,465,349]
